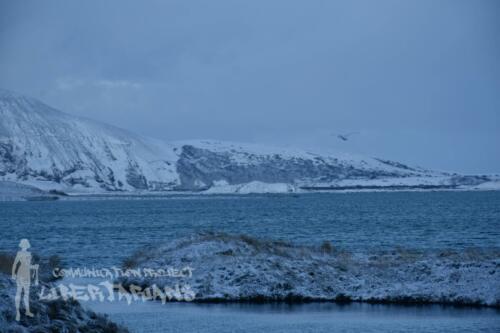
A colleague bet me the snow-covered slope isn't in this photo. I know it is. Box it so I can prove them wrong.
[119,233,500,306]
[0,89,179,192]
[0,89,496,194]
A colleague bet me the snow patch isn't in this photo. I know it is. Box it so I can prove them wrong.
[204,181,298,194]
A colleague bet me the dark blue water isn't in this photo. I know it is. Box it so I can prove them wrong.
[1,191,499,332]
[89,299,500,333]
[0,191,499,266]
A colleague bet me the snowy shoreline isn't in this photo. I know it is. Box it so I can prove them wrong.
[118,233,500,308]
[2,180,500,202]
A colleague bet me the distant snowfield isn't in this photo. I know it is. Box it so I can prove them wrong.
[1,88,499,197]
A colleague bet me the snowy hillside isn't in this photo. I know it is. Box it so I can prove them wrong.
[0,89,179,192]
[0,89,497,194]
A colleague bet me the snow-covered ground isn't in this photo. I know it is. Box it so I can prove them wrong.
[119,233,500,307]
[469,180,500,191]
[203,181,298,194]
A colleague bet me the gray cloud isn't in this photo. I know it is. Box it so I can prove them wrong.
[0,0,499,173]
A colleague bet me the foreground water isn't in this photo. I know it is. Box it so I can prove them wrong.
[1,191,499,332]
[89,301,500,333]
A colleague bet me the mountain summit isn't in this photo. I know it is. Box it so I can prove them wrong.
[0,89,496,194]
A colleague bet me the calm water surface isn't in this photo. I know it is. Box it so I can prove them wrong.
[1,191,499,266]
[88,300,500,333]
[1,191,499,332]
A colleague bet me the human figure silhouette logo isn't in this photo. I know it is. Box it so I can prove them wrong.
[11,239,39,321]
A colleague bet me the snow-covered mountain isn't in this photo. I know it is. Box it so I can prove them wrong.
[0,89,182,193]
[0,89,496,194]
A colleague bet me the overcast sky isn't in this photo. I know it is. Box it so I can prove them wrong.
[0,0,499,173]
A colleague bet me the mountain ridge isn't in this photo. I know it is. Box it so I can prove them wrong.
[0,89,497,194]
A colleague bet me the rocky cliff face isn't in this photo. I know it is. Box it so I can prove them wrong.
[0,89,496,194]
[175,143,433,191]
